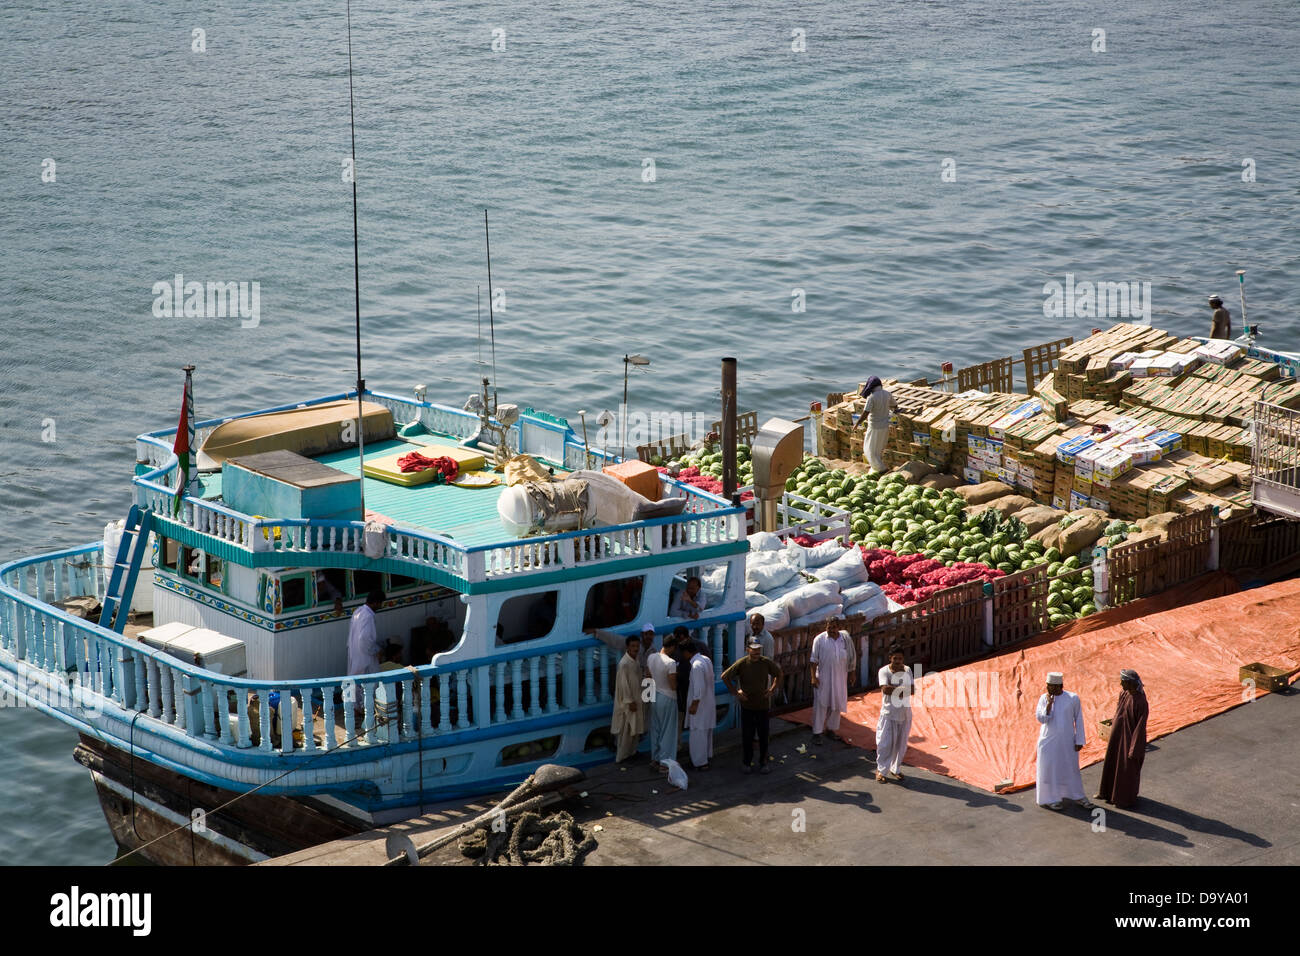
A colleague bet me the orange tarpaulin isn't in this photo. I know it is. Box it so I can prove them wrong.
[786,573,1300,792]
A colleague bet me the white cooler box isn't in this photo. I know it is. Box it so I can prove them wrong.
[138,622,248,677]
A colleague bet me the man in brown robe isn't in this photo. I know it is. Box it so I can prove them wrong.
[1096,669,1148,808]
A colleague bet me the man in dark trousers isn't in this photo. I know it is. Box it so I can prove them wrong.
[1208,295,1232,339]
[721,638,782,774]
[1095,669,1149,809]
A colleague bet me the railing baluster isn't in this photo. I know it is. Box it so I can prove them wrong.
[361,683,377,743]
[134,654,148,712]
[160,665,175,723]
[583,646,595,705]
[343,685,357,744]
[147,659,163,718]
[322,687,337,750]
[400,679,414,740]
[455,672,470,729]
[418,675,431,734]
[545,654,558,712]
[509,659,523,720]
[493,663,506,723]
[438,674,451,729]
[597,647,610,702]
[281,688,295,752]
[199,682,217,738]
[527,656,541,717]
[301,690,316,752]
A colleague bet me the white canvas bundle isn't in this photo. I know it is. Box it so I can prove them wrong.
[839,581,884,607]
[844,592,890,622]
[788,538,846,568]
[752,600,790,632]
[790,603,844,628]
[780,580,842,619]
[811,548,871,587]
[748,531,785,552]
[745,550,800,592]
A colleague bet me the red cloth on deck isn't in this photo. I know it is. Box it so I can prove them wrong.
[396,452,459,481]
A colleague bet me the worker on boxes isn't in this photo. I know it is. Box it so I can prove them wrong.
[854,377,897,473]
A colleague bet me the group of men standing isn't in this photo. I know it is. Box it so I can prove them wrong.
[595,615,1148,809]
[599,622,721,773]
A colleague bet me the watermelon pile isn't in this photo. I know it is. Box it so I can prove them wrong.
[1046,555,1096,626]
[782,457,1100,619]
[666,443,754,486]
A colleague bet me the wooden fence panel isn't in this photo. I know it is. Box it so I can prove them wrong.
[991,564,1048,648]
[1159,508,1212,589]
[1109,536,1161,605]
[1259,515,1300,568]
[1023,336,1074,393]
[957,356,1015,394]
[1218,512,1258,571]
[926,580,986,669]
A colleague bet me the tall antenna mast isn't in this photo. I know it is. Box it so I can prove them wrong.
[483,209,498,401]
[347,0,367,516]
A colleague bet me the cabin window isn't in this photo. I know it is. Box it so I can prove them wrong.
[280,573,311,613]
[388,573,421,593]
[496,590,559,645]
[315,569,347,607]
[205,554,224,591]
[351,569,384,601]
[582,575,645,629]
[668,563,728,618]
[180,546,204,582]
[158,537,179,572]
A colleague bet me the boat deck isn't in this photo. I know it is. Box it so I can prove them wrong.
[316,438,522,547]
[197,436,551,548]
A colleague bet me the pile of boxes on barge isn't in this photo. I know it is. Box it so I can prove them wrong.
[819,323,1300,521]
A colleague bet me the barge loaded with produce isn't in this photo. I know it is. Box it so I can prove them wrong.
[654,321,1300,697]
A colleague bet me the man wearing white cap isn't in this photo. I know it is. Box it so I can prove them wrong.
[1035,672,1095,811]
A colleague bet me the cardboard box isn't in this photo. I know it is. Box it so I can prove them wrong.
[1093,447,1134,481]
[1125,440,1162,465]
[1195,340,1245,366]
[1069,490,1092,510]
[963,467,982,485]
[1052,495,1067,510]
[1090,496,1110,514]
[1074,446,1106,479]
[1057,436,1096,466]
[1072,475,1094,496]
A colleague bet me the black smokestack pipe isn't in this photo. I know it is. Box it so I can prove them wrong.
[722,357,737,503]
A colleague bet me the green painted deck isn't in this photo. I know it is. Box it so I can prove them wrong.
[314,439,510,547]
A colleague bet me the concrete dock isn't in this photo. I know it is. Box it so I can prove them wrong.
[265,687,1297,866]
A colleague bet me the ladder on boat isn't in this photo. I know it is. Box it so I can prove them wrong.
[98,505,154,632]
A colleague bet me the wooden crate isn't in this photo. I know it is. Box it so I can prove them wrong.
[991,564,1049,648]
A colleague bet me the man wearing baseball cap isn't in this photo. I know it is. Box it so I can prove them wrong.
[721,637,783,774]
